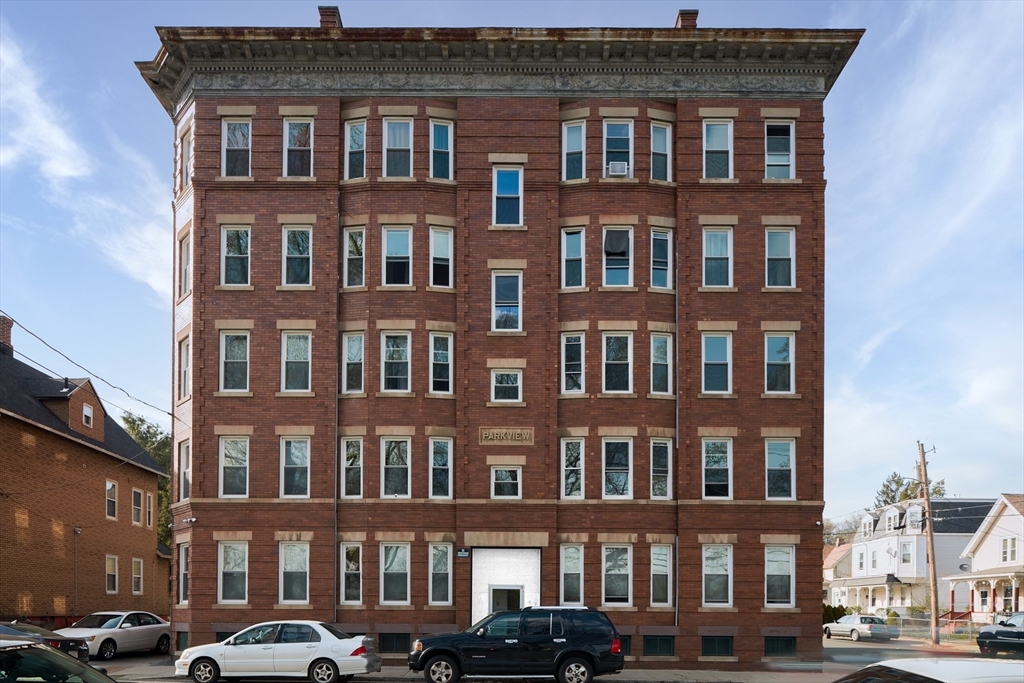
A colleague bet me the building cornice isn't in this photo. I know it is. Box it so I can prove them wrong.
[137,26,863,117]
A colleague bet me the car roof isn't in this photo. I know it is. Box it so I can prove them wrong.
[860,658,1024,682]
[1,635,41,647]
[240,620,324,628]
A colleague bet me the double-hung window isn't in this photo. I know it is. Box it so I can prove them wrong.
[384,119,412,177]
[83,404,93,428]
[345,120,365,179]
[491,369,522,403]
[603,438,632,499]
[280,542,309,603]
[284,119,313,177]
[179,234,191,297]
[651,544,672,606]
[561,333,584,393]
[765,333,794,394]
[702,438,731,499]
[430,438,452,499]
[603,120,632,177]
[178,441,191,501]
[283,227,311,286]
[603,227,632,286]
[651,123,671,181]
[563,121,585,180]
[222,226,250,285]
[281,437,309,498]
[430,333,452,394]
[492,271,522,331]
[702,333,731,393]
[219,437,249,498]
[281,331,311,392]
[765,546,795,607]
[703,228,732,287]
[105,555,118,593]
[562,228,585,288]
[341,543,361,603]
[381,332,410,392]
[383,227,411,286]
[105,481,117,518]
[180,128,192,189]
[493,167,523,226]
[341,438,362,498]
[381,438,410,497]
[901,542,912,565]
[1003,538,1018,563]
[132,489,143,525]
[429,544,452,604]
[218,541,248,603]
[765,121,794,179]
[766,228,795,287]
[703,120,733,179]
[651,440,671,499]
[492,467,521,498]
[146,493,153,527]
[344,227,364,287]
[703,544,732,606]
[430,227,452,288]
[222,118,251,177]
[603,545,631,605]
[561,544,584,605]
[650,230,671,289]
[220,331,249,392]
[603,333,632,393]
[650,334,672,395]
[381,543,410,604]
[342,333,363,394]
[178,337,190,400]
[561,438,584,499]
[178,544,189,604]
[766,439,795,500]
[430,120,453,180]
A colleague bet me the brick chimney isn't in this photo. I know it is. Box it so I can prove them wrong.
[675,9,698,29]
[0,315,12,356]
[318,6,342,28]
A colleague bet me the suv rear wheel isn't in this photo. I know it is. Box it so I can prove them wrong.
[558,657,592,683]
[424,655,460,683]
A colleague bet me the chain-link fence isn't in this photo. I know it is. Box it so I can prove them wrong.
[888,617,984,643]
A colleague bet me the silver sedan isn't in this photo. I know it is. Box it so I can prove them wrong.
[823,614,900,641]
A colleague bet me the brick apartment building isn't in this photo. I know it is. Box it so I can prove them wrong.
[138,7,860,668]
[0,317,170,624]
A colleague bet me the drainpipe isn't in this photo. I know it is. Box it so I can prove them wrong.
[333,189,342,624]
[673,185,681,629]
[74,527,81,615]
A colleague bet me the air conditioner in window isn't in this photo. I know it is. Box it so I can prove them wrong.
[607,161,629,177]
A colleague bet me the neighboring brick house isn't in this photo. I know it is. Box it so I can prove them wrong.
[137,7,861,669]
[0,317,170,624]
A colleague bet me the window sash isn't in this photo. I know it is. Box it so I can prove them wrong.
[430,333,452,394]
[430,227,453,288]
[765,439,794,500]
[342,438,362,498]
[491,467,521,498]
[345,121,366,179]
[178,338,190,399]
[561,333,584,394]
[562,228,585,288]
[343,333,364,394]
[381,438,410,498]
[178,544,189,604]
[219,541,248,603]
[765,121,794,179]
[383,120,412,177]
[105,555,118,594]
[220,332,249,391]
[283,227,312,286]
[603,439,632,499]
[702,544,732,606]
[650,334,671,394]
[766,229,795,287]
[765,334,794,393]
[430,121,452,180]
[430,438,452,499]
[381,333,410,392]
[105,481,117,518]
[344,228,365,287]
[561,544,584,605]
[602,228,632,286]
[429,544,452,604]
[492,271,522,331]
[603,333,632,393]
[651,544,672,605]
[282,332,311,392]
[651,123,671,182]
[602,545,631,604]
[280,542,309,603]
[178,442,191,501]
[381,543,410,603]
[146,493,153,527]
[492,167,523,226]
[180,130,192,189]
[765,546,794,606]
[132,490,142,524]
[179,234,191,296]
[651,440,671,500]
[383,227,412,286]
[284,119,313,177]
[563,121,585,181]
[219,437,249,498]
[491,370,522,402]
[222,118,251,177]
[561,438,584,499]
[221,227,250,285]
[702,333,731,393]
[703,229,731,287]
[341,543,362,603]
[603,120,633,176]
[281,437,310,498]
[650,230,671,289]
[703,439,731,499]
[703,120,732,179]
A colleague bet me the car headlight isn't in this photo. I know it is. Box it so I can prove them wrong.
[412,640,423,653]
[85,636,96,643]
[180,650,192,661]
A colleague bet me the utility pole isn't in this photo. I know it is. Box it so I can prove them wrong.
[919,441,940,645]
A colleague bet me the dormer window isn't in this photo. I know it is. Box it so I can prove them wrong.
[886,514,898,532]
[83,404,94,428]
[861,520,873,538]
[906,507,922,530]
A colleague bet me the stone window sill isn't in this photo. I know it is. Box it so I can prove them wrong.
[376,285,417,292]
[426,177,456,186]
[425,286,455,294]
[376,176,416,182]
[762,287,802,293]
[488,224,528,231]
[486,401,526,407]
[699,178,739,184]
[273,603,312,610]
[560,287,590,294]
[278,176,316,182]
[761,607,801,613]
[212,603,251,609]
[598,286,638,292]
[698,393,737,399]
[216,176,254,182]
[487,331,527,337]
[762,393,801,399]
[558,393,590,399]
[339,392,366,399]
[762,178,802,184]
[698,606,738,613]
[648,179,677,187]
[599,177,639,184]
[214,391,252,398]
[647,393,675,400]
[647,287,675,294]
[276,391,315,398]
[338,176,368,186]
[216,285,254,291]
[342,286,368,292]
[375,392,417,398]
[276,285,315,291]
[426,393,455,400]
[597,393,637,399]
[559,178,590,186]
[698,656,738,662]
[698,286,737,292]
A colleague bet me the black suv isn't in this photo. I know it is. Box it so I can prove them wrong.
[409,607,623,683]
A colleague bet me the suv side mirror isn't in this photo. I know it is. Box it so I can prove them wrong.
[120,624,133,629]
[476,628,485,638]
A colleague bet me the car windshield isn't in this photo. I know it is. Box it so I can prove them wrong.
[71,615,121,629]
[7,624,58,637]
[0,644,116,683]
[464,614,496,633]
[319,624,350,640]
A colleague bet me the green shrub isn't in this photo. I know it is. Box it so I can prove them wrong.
[822,603,849,624]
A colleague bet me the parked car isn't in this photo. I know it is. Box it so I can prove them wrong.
[978,612,1024,655]
[0,622,90,661]
[822,614,900,641]
[408,606,624,683]
[175,621,381,683]
[56,610,170,660]
[830,657,1024,682]
[0,640,118,683]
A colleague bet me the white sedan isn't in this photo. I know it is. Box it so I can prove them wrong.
[57,610,170,660]
[175,621,381,683]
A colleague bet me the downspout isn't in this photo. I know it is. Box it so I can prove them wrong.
[333,189,342,624]
[74,527,81,616]
[673,191,681,630]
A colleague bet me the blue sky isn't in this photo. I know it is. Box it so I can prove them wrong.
[1,1,1021,521]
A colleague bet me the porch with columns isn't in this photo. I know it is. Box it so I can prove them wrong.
[946,572,1022,623]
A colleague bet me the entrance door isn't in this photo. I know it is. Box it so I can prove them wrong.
[471,548,541,625]
[490,585,522,612]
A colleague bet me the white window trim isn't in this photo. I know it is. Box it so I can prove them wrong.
[429,332,454,395]
[282,117,314,177]
[429,119,454,180]
[105,555,118,595]
[179,127,193,190]
[429,227,454,289]
[764,545,795,608]
[428,543,453,605]
[492,166,524,226]
[342,332,364,395]
[650,333,673,395]
[132,558,144,595]
[341,437,363,499]
[900,542,912,565]
[340,542,362,605]
[380,331,411,393]
[279,541,310,604]
[220,225,250,286]
[145,493,153,527]
[602,226,634,287]
[221,117,251,177]
[178,543,189,604]
[383,118,413,178]
[490,369,523,403]
[702,119,734,179]
[105,480,117,519]
[702,227,733,288]
[179,233,192,297]
[871,550,878,569]
[560,332,585,395]
[650,229,672,290]
[650,122,672,182]
[765,227,796,288]
[602,331,633,394]
[280,436,311,499]
[381,226,413,287]
[1003,537,1018,563]
[601,544,633,606]
[560,438,585,500]
[765,438,796,501]
[178,441,191,501]
[428,437,453,500]
[701,332,732,394]
[178,337,191,400]
[281,331,312,392]
[380,542,411,605]
[650,543,673,606]
[702,544,733,607]
[131,488,143,526]
[491,270,523,332]
[343,227,365,288]
[650,439,672,501]
[380,437,411,498]
[344,120,366,180]
[219,331,250,392]
[491,466,522,499]
[560,543,585,606]
[765,120,795,180]
[281,226,312,287]
[562,120,586,181]
[602,437,633,500]
[83,403,93,428]
[217,541,248,604]
[561,227,586,289]
[602,119,634,178]
[218,436,249,499]
[702,437,733,501]
[765,332,795,395]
